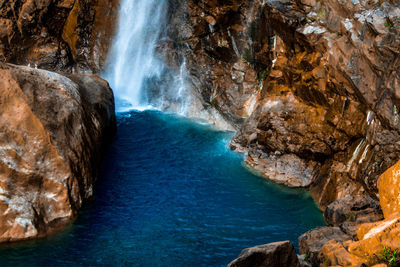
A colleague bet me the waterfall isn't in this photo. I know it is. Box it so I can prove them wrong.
[103,0,168,112]
[102,0,234,130]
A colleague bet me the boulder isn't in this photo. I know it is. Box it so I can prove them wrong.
[228,241,300,267]
[298,226,351,266]
[318,240,366,267]
[324,195,383,238]
[377,160,400,219]
[318,216,400,266]
[349,216,400,258]
[0,63,115,242]
[317,161,400,265]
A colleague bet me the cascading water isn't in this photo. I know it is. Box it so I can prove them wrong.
[103,0,168,112]
[102,0,241,132]
[102,0,235,130]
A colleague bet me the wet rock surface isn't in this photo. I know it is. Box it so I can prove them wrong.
[163,0,400,265]
[0,0,119,72]
[0,63,115,242]
[228,241,300,267]
[165,0,400,207]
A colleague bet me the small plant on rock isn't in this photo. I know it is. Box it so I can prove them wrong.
[368,246,400,267]
[384,22,393,29]
[304,252,310,262]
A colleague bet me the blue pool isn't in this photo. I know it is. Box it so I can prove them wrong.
[0,111,324,266]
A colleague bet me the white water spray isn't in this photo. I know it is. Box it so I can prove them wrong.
[103,0,234,130]
[103,0,167,112]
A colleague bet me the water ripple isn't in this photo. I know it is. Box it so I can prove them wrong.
[0,111,325,266]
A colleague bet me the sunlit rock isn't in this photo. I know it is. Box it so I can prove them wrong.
[0,63,115,242]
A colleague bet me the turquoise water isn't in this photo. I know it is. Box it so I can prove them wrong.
[0,111,324,266]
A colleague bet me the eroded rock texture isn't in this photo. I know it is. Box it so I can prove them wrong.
[318,161,400,266]
[0,63,115,242]
[164,2,400,264]
[165,0,400,211]
[0,0,119,72]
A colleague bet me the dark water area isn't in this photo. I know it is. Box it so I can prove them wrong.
[0,111,325,266]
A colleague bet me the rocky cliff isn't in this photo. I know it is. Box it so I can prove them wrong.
[0,63,115,242]
[1,0,400,264]
[0,0,119,72]
[0,0,118,242]
[165,0,400,208]
[163,0,400,265]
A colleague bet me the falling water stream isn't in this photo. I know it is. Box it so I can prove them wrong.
[0,0,325,265]
[103,0,168,111]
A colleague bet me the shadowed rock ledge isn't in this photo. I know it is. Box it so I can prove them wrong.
[0,63,115,242]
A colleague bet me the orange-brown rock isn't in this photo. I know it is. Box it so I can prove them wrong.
[165,0,400,211]
[317,162,400,266]
[318,216,400,266]
[164,0,262,126]
[318,240,366,267]
[0,63,115,242]
[0,0,119,72]
[299,226,351,266]
[377,160,400,219]
[324,196,383,238]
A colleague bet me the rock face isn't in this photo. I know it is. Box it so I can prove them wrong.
[165,0,400,209]
[164,1,400,265]
[318,216,400,266]
[316,160,400,266]
[0,63,115,242]
[164,0,261,127]
[228,241,300,267]
[324,195,383,238]
[298,226,351,266]
[378,160,400,219]
[0,0,119,72]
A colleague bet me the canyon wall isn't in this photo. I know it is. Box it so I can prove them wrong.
[164,0,400,210]
[1,0,400,263]
[163,0,400,265]
[0,0,119,72]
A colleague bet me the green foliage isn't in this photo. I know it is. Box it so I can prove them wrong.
[304,253,310,261]
[258,66,270,88]
[368,246,400,267]
[258,69,267,82]
[317,8,326,19]
[384,22,393,29]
